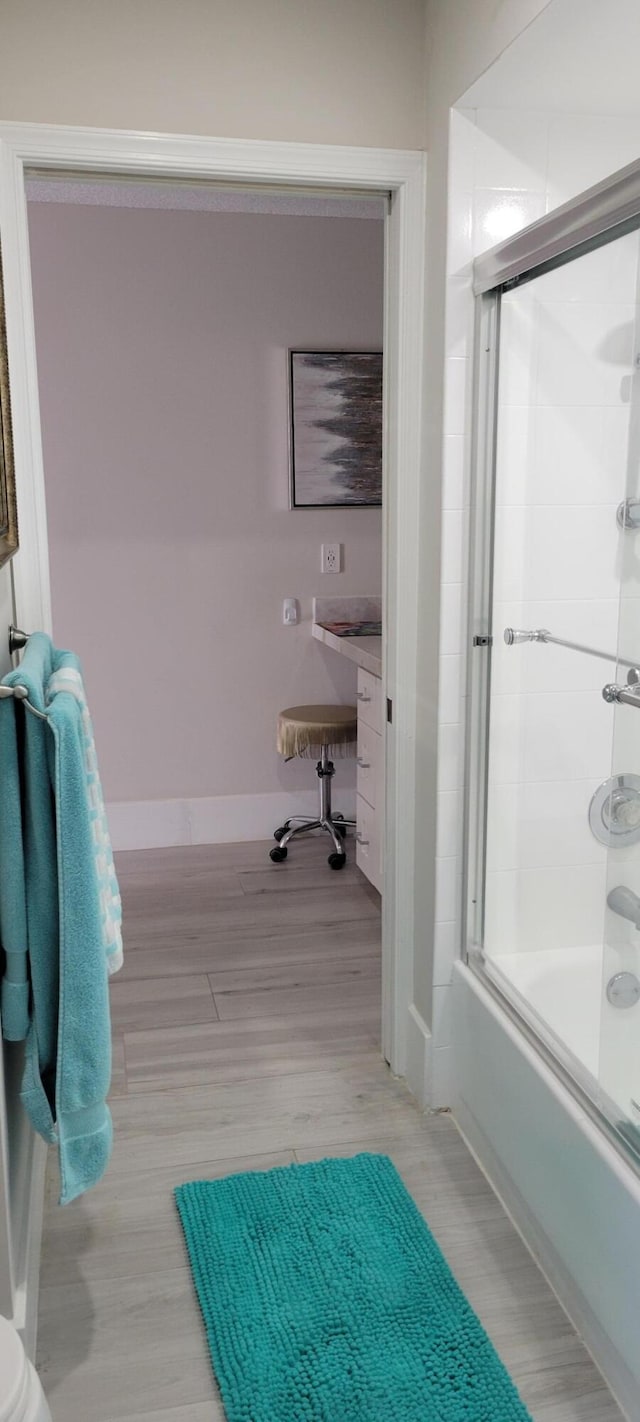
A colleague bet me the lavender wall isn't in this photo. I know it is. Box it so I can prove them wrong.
[27,203,383,810]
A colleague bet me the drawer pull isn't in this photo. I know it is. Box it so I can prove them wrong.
[356,690,372,702]
[357,756,371,769]
[356,832,370,846]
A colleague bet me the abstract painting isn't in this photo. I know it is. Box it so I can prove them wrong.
[289,351,382,507]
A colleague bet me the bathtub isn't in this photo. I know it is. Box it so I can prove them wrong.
[452,960,640,1420]
[488,944,640,1124]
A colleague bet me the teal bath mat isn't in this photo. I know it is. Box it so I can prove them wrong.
[175,1153,532,1421]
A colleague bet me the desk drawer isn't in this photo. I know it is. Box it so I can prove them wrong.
[356,794,382,893]
[356,668,382,734]
[356,723,382,810]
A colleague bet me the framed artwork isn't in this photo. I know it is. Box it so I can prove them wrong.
[289,350,382,508]
[0,252,18,569]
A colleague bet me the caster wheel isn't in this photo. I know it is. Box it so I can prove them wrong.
[328,852,346,870]
[273,827,287,842]
[270,846,288,863]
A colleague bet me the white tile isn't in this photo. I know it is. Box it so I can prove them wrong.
[492,504,527,604]
[515,506,620,603]
[443,357,469,437]
[613,596,640,683]
[491,600,621,696]
[519,688,613,785]
[498,294,538,407]
[437,721,465,792]
[432,984,453,1049]
[439,582,465,656]
[486,779,607,873]
[618,539,640,598]
[546,114,640,210]
[485,863,607,954]
[438,655,464,725]
[441,509,468,585]
[533,300,635,408]
[445,272,474,358]
[487,693,525,786]
[494,403,536,507]
[436,789,463,860]
[433,920,461,986]
[496,402,630,511]
[472,187,546,256]
[435,856,463,925]
[446,189,473,275]
[442,435,468,511]
[448,108,476,193]
[488,689,613,786]
[484,869,518,955]
[535,230,640,305]
[531,403,629,507]
[474,109,548,191]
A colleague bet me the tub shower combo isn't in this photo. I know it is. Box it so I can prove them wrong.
[464,166,640,1162]
[457,161,640,1409]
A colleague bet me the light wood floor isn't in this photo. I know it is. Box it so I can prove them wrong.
[36,839,622,1421]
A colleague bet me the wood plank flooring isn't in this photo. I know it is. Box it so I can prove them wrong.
[35,839,623,1421]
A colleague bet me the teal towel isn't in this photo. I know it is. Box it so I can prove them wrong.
[0,633,123,1204]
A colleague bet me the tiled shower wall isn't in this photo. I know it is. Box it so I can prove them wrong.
[432,107,640,1103]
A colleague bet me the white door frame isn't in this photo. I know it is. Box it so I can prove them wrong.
[0,122,426,1078]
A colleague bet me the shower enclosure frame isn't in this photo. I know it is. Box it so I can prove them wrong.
[464,154,640,1169]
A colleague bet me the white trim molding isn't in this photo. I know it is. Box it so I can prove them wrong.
[405,1003,433,1109]
[107,790,357,853]
[0,121,427,1083]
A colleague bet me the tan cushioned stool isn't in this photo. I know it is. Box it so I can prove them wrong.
[271,704,358,870]
[277,704,357,759]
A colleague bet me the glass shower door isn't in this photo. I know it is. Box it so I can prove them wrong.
[598,458,640,1154]
[477,221,640,1146]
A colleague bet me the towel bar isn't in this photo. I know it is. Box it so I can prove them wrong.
[0,683,48,720]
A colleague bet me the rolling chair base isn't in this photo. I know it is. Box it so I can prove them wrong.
[270,748,356,870]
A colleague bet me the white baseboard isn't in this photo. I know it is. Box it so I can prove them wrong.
[107,790,358,852]
[405,1004,432,1108]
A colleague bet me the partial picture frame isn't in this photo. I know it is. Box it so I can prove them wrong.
[0,251,18,569]
[289,350,382,508]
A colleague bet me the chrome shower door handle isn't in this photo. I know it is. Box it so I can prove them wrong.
[602,682,640,708]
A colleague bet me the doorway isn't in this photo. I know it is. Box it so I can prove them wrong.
[0,123,427,1078]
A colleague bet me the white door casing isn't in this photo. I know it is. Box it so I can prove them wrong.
[0,121,427,1080]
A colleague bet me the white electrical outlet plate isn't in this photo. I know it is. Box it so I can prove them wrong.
[321,543,342,574]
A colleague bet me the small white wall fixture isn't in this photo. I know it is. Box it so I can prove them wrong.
[0,122,427,1078]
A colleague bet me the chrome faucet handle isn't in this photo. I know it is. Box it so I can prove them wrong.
[617,498,640,530]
